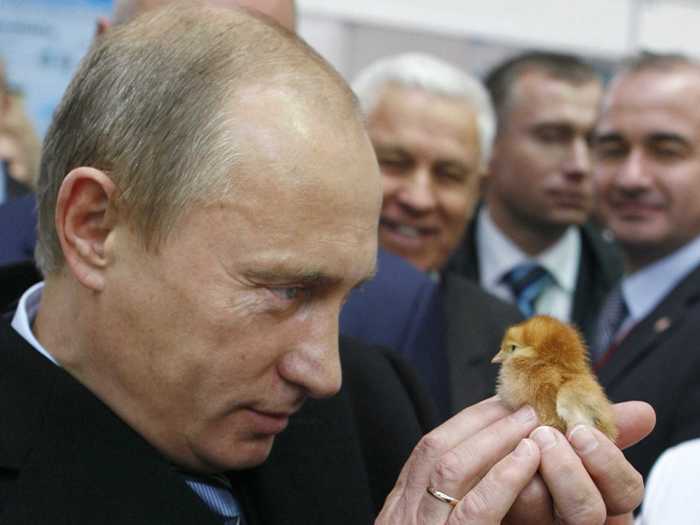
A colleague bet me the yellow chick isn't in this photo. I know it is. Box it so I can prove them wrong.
[492,315,617,441]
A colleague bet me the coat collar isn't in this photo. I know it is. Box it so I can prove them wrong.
[597,263,700,388]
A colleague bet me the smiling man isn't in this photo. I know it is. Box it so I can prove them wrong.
[353,53,494,274]
[590,52,700,482]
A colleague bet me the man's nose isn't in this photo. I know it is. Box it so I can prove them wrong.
[397,168,437,213]
[615,150,651,190]
[562,137,591,182]
[278,316,342,399]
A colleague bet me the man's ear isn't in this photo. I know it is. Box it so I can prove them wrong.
[55,167,117,292]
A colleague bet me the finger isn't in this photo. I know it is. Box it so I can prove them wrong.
[531,426,607,525]
[448,439,540,525]
[611,401,656,449]
[404,397,518,491]
[419,405,540,519]
[503,475,554,525]
[568,425,644,516]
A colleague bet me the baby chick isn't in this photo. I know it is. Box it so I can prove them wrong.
[492,315,617,441]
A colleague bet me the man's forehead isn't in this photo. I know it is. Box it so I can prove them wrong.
[508,72,601,127]
[600,69,700,134]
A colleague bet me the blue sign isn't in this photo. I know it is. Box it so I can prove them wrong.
[0,0,113,137]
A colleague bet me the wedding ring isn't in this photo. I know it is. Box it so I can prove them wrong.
[426,486,459,507]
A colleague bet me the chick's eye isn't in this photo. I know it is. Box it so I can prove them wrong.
[509,344,518,352]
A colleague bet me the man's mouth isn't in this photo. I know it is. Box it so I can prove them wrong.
[379,217,438,241]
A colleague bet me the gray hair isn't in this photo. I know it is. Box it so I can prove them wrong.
[35,3,355,274]
[352,53,495,170]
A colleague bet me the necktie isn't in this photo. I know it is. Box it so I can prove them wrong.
[184,473,242,525]
[502,263,553,318]
[591,285,629,364]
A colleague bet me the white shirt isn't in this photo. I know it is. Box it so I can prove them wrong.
[476,206,581,322]
[619,233,700,335]
[637,438,700,524]
[10,281,59,365]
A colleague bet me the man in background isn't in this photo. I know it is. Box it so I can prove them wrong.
[448,52,622,341]
[347,53,522,417]
[591,52,700,481]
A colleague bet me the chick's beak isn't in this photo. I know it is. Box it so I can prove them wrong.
[491,351,504,364]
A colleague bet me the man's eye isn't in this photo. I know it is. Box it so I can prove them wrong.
[270,287,306,301]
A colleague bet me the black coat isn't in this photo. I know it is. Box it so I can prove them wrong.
[597,263,700,481]
[0,317,435,524]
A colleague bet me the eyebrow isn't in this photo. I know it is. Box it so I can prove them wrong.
[246,264,377,290]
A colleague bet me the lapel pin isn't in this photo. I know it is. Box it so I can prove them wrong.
[654,316,671,334]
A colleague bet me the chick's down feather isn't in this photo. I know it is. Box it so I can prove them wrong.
[492,315,617,441]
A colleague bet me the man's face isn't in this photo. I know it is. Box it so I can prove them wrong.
[367,84,483,272]
[94,87,381,472]
[593,67,700,268]
[487,71,601,233]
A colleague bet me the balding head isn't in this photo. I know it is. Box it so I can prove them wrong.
[36,3,356,274]
[112,0,295,31]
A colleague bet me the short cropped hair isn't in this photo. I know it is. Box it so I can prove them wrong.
[486,51,600,133]
[35,3,355,274]
[618,50,700,75]
[352,53,495,170]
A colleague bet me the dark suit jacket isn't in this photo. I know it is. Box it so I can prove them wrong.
[0,259,41,313]
[439,271,523,413]
[0,194,37,266]
[0,316,435,524]
[341,249,521,420]
[448,215,623,343]
[597,263,700,481]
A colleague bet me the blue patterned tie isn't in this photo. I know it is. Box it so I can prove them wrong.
[502,263,553,318]
[184,473,242,525]
[591,285,628,364]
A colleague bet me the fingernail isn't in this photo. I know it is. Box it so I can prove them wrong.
[531,426,557,450]
[513,438,535,458]
[569,425,599,455]
[512,405,537,424]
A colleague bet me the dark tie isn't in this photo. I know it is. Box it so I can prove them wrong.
[502,263,553,318]
[591,285,629,364]
[183,473,242,525]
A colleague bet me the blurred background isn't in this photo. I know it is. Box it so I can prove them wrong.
[1,0,700,138]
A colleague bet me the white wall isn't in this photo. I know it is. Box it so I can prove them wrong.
[298,0,700,82]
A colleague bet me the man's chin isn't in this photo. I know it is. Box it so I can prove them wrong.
[196,434,277,472]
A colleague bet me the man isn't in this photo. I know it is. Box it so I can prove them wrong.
[0,5,651,524]
[347,53,522,417]
[592,52,700,481]
[448,52,622,341]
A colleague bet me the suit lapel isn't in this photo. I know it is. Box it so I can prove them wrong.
[598,264,700,389]
[441,273,501,411]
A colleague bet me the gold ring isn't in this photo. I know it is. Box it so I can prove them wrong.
[426,486,459,507]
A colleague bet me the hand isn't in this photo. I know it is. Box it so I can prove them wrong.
[376,396,541,524]
[503,400,655,524]
[375,398,654,525]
